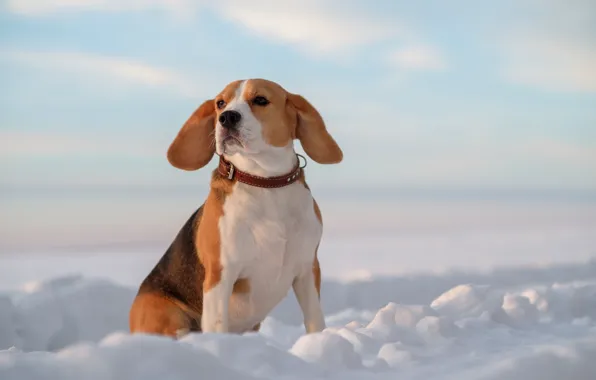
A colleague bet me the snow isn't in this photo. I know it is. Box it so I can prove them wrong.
[1,198,595,378]
[2,263,596,379]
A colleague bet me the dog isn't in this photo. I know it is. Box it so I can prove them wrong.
[129,79,343,337]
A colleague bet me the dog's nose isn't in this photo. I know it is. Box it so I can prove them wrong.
[219,110,241,129]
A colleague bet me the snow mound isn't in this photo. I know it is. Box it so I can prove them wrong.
[272,259,596,325]
[181,332,317,378]
[2,271,596,379]
[458,338,596,380]
[0,275,135,352]
[1,333,256,380]
[431,284,503,319]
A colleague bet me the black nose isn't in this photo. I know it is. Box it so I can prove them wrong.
[219,110,241,129]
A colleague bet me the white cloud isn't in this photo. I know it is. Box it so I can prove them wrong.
[0,130,163,157]
[215,0,400,56]
[4,0,200,16]
[3,0,404,56]
[4,0,452,72]
[523,138,596,164]
[501,35,596,92]
[387,45,447,71]
[0,50,204,97]
[498,0,596,92]
[3,50,174,85]
[328,108,596,190]
[374,137,596,189]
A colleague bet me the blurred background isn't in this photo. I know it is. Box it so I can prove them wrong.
[1,0,595,289]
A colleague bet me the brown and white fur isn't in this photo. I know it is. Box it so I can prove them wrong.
[129,78,343,337]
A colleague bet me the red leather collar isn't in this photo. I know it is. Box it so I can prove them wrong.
[217,155,305,188]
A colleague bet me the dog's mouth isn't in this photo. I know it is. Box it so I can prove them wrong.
[219,132,245,155]
[216,126,249,155]
[223,135,243,147]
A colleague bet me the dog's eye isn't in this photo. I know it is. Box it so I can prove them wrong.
[216,100,226,109]
[252,96,270,106]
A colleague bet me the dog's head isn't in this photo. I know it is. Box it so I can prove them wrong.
[166,79,343,171]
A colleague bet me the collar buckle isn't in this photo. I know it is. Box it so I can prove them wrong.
[227,162,235,180]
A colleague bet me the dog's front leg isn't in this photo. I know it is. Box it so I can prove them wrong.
[202,265,238,333]
[293,269,326,334]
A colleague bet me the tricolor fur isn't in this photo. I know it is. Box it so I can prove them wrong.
[129,79,342,337]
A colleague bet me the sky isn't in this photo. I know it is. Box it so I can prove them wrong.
[0,0,595,251]
[1,0,595,192]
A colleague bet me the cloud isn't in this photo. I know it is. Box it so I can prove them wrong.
[501,35,596,92]
[379,137,596,189]
[329,108,596,189]
[4,0,450,72]
[3,0,403,56]
[497,0,596,92]
[387,45,447,71]
[3,0,201,16]
[0,50,202,97]
[523,138,596,164]
[0,130,212,189]
[215,0,400,56]
[0,130,162,158]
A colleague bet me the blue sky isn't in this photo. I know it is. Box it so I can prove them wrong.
[1,0,595,194]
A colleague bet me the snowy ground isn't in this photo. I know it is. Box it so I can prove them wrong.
[1,198,596,379]
[1,262,596,379]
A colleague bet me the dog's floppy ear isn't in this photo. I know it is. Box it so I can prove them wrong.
[167,99,216,171]
[287,93,343,164]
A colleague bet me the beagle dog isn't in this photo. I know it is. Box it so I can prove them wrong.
[129,78,343,337]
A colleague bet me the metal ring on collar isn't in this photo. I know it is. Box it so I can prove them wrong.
[296,153,307,169]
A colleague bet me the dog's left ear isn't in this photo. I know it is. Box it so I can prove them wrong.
[286,93,343,164]
[167,99,216,171]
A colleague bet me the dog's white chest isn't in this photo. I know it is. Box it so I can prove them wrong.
[218,182,322,331]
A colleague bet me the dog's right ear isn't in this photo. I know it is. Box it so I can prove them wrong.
[286,93,343,164]
[167,99,216,171]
